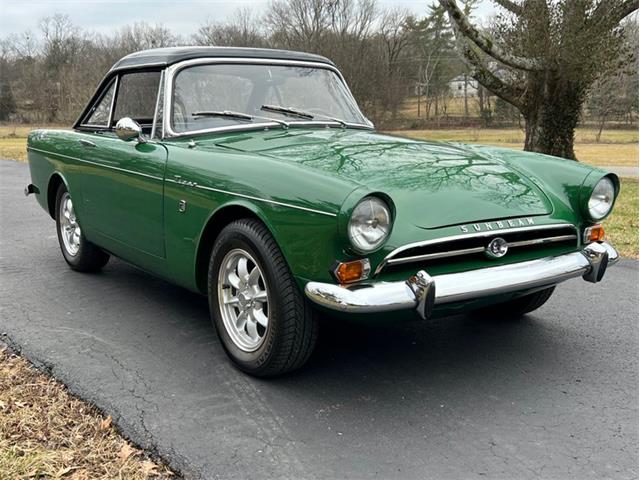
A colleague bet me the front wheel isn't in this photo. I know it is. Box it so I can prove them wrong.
[55,184,110,272]
[474,286,556,319]
[208,219,319,377]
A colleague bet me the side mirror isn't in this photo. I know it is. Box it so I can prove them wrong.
[115,117,146,143]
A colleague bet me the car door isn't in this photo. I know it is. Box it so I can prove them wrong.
[76,70,167,259]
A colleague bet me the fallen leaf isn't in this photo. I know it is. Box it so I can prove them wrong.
[118,442,140,463]
[99,415,112,431]
[141,459,160,477]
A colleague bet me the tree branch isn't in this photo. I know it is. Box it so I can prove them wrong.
[449,20,527,110]
[493,0,523,16]
[591,0,639,25]
[614,0,639,21]
[438,0,546,71]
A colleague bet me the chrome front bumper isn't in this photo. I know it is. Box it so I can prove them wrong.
[304,242,619,320]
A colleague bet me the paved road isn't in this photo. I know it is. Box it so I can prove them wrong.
[1,160,638,480]
[599,166,639,178]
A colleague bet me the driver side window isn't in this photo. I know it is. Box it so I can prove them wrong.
[112,71,162,134]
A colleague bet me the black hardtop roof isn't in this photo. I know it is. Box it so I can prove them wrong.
[110,46,335,71]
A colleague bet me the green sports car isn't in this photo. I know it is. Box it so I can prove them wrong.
[26,47,620,376]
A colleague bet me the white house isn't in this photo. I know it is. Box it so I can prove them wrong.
[449,75,479,98]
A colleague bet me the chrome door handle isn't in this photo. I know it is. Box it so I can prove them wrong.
[78,139,97,148]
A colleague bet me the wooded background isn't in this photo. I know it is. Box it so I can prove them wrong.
[0,0,637,134]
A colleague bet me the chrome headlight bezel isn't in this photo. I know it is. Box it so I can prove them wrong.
[587,176,616,221]
[347,196,393,253]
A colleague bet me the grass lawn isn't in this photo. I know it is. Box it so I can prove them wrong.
[604,177,639,259]
[389,128,639,167]
[0,124,66,162]
[0,347,175,479]
[2,124,638,166]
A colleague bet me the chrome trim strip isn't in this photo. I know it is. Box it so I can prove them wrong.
[385,233,578,267]
[162,57,372,139]
[161,121,371,138]
[151,70,165,140]
[165,178,337,217]
[387,246,486,265]
[107,75,119,129]
[507,234,577,248]
[27,147,164,181]
[375,223,577,275]
[305,242,619,316]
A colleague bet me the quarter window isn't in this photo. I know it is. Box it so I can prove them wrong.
[113,71,162,127]
[84,79,115,126]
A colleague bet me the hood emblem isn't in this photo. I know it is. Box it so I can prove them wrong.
[485,237,508,259]
[460,217,534,233]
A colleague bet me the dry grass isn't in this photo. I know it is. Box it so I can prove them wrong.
[0,138,28,162]
[0,124,66,162]
[392,127,639,144]
[2,124,638,166]
[400,96,483,117]
[604,177,639,259]
[390,129,639,167]
[0,347,175,479]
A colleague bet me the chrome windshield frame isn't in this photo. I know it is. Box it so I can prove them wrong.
[162,57,374,138]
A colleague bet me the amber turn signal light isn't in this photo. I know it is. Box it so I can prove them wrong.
[584,224,605,243]
[332,259,371,284]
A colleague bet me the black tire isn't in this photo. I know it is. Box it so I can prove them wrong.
[474,286,556,319]
[54,183,110,272]
[208,218,319,377]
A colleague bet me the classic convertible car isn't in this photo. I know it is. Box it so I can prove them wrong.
[26,47,620,376]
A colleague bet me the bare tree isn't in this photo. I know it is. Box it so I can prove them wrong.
[39,14,83,121]
[587,16,639,141]
[264,0,412,124]
[379,8,411,121]
[194,9,265,47]
[265,0,332,50]
[115,22,179,52]
[439,0,639,159]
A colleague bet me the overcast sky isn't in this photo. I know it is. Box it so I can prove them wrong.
[1,0,496,38]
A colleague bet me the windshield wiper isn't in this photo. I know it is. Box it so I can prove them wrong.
[192,110,253,121]
[260,105,313,119]
[191,110,290,129]
[260,104,347,128]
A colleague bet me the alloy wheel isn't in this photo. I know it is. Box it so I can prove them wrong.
[217,248,270,352]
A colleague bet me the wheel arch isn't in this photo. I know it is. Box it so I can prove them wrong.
[194,201,281,294]
[46,172,70,219]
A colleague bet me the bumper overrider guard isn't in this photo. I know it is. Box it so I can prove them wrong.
[304,242,619,320]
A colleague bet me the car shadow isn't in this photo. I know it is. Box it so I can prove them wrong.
[97,257,565,393]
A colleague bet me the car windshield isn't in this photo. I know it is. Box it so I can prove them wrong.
[171,63,367,133]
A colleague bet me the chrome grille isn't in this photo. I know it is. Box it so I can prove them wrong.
[375,223,578,275]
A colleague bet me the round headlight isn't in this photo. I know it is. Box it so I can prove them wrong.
[588,177,615,220]
[348,196,391,252]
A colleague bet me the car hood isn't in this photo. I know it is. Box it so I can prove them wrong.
[213,128,553,229]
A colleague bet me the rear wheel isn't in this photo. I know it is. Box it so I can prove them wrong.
[55,184,109,272]
[474,286,556,319]
[208,218,318,377]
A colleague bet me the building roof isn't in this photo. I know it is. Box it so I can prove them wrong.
[110,46,335,71]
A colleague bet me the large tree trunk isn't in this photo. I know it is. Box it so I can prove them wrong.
[522,75,584,160]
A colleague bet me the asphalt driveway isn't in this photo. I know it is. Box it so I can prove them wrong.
[1,159,638,480]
